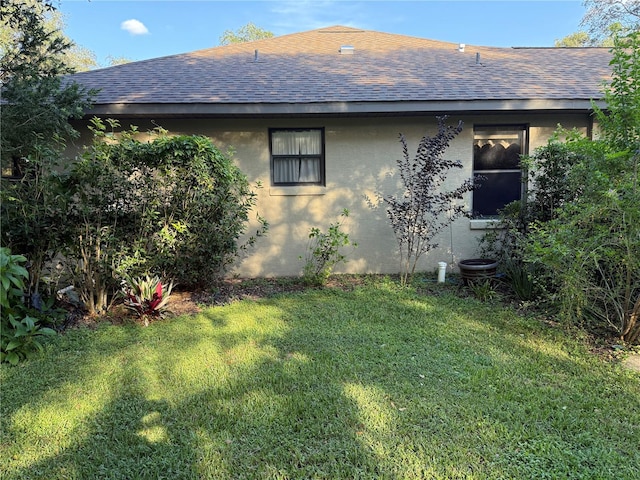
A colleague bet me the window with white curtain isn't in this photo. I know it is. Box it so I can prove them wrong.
[270,128,324,185]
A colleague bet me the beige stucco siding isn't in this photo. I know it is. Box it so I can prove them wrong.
[71,113,591,278]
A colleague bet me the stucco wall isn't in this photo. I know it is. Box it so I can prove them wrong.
[71,113,591,278]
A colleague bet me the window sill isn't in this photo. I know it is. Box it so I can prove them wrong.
[470,218,504,230]
[269,186,327,196]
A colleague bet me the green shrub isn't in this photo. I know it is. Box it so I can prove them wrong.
[3,118,267,315]
[0,247,56,365]
[501,257,539,301]
[528,173,640,343]
[482,32,640,344]
[526,33,640,344]
[301,209,356,286]
[60,118,267,313]
[467,278,498,302]
[0,139,71,299]
[478,129,605,302]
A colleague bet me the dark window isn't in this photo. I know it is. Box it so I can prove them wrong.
[270,128,324,186]
[473,126,527,217]
[1,156,24,180]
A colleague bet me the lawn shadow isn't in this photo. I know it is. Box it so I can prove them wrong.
[2,283,639,479]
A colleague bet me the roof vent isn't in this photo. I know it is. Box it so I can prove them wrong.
[339,45,354,55]
[458,43,465,53]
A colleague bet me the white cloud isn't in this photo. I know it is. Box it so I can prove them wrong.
[121,19,149,36]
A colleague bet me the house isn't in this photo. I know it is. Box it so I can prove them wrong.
[67,26,613,278]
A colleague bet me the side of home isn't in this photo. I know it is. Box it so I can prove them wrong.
[67,26,612,278]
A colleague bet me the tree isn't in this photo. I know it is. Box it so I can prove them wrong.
[219,22,274,45]
[0,0,98,72]
[105,55,132,67]
[384,117,476,285]
[555,31,595,47]
[524,32,640,344]
[581,0,640,41]
[554,0,638,48]
[555,22,624,47]
[65,45,98,72]
[0,0,94,174]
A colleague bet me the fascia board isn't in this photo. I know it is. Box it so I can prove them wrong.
[84,99,606,117]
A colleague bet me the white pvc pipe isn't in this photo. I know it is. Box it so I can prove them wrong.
[437,262,447,283]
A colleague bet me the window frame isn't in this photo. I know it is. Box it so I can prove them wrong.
[1,156,25,180]
[472,124,529,218]
[269,127,325,187]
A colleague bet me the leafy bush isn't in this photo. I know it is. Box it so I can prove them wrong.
[501,257,540,301]
[482,32,640,344]
[529,187,639,342]
[467,278,498,302]
[0,140,71,300]
[479,131,606,300]
[59,118,267,313]
[3,118,267,315]
[301,209,356,286]
[527,33,640,344]
[384,117,476,285]
[0,248,28,308]
[1,248,56,365]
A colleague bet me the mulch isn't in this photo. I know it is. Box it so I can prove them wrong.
[58,276,366,329]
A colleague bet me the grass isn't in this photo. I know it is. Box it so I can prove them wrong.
[1,279,639,479]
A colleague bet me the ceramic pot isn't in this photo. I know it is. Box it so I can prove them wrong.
[458,258,498,283]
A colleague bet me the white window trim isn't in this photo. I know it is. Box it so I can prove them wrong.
[469,218,504,230]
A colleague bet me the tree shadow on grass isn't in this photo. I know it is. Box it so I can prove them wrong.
[2,284,639,479]
[3,303,383,478]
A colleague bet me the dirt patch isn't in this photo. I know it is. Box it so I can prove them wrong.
[195,275,374,305]
[61,276,363,329]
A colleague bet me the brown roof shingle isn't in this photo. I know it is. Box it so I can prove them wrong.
[70,25,613,115]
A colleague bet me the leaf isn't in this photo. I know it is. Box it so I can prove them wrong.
[7,352,19,365]
[5,340,22,351]
[23,316,37,329]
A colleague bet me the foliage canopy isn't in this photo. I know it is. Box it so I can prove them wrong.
[0,0,95,173]
[2,119,268,315]
[219,22,274,45]
[485,31,640,344]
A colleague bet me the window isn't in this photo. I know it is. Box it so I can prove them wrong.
[1,157,24,180]
[270,128,324,186]
[472,126,527,217]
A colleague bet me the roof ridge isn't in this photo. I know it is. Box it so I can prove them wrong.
[316,25,366,33]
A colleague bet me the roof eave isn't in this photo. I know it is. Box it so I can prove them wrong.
[83,99,606,118]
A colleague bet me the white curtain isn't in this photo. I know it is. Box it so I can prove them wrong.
[272,130,321,183]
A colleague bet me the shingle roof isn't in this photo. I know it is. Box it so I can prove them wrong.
[70,25,613,115]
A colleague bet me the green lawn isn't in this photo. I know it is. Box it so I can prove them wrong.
[1,280,639,479]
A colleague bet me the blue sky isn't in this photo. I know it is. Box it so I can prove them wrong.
[61,0,587,66]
